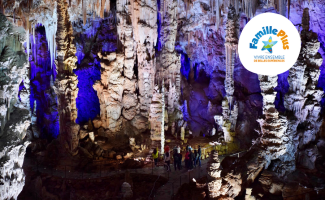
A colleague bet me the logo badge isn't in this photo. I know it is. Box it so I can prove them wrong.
[262,36,277,53]
[238,13,301,75]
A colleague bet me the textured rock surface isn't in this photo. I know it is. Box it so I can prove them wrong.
[94,52,124,133]
[281,8,323,172]
[1,0,325,199]
[207,5,325,199]
[54,0,80,156]
[0,13,31,200]
[207,151,222,198]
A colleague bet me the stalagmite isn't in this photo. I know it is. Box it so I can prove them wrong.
[93,53,124,132]
[161,80,165,154]
[281,8,324,173]
[212,75,288,199]
[257,75,288,164]
[149,86,165,152]
[181,127,185,140]
[55,0,80,156]
[208,151,222,198]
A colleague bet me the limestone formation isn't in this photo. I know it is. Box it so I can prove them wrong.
[1,0,325,199]
[210,74,288,199]
[158,0,182,128]
[149,85,165,153]
[280,8,324,173]
[224,5,238,109]
[54,0,80,156]
[0,13,31,200]
[214,98,237,143]
[116,0,138,125]
[134,0,158,119]
[93,52,124,133]
[207,151,222,198]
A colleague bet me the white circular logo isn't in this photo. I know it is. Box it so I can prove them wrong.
[238,13,301,75]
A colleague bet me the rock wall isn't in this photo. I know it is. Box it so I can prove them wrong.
[0,13,31,200]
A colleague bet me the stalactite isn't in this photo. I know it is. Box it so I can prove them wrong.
[83,0,86,25]
[224,5,238,109]
[26,29,30,58]
[215,0,219,31]
[44,12,58,69]
[32,24,35,44]
[235,0,239,14]
[105,0,110,14]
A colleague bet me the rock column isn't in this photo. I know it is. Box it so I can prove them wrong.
[207,151,222,198]
[93,53,124,133]
[282,8,323,172]
[55,0,80,156]
[224,6,238,109]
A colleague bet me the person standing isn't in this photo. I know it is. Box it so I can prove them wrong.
[188,149,194,171]
[177,145,181,154]
[152,146,159,167]
[193,149,198,168]
[197,145,202,167]
[164,150,171,171]
[185,150,190,169]
[173,148,179,171]
[178,147,182,170]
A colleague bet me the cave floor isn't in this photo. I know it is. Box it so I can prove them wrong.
[22,154,225,199]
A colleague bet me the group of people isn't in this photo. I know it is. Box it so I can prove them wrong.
[184,145,201,171]
[152,145,202,172]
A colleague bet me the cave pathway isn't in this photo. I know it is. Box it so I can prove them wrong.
[23,156,228,199]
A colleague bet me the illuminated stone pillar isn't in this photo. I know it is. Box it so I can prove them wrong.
[224,6,238,109]
[181,127,185,141]
[215,98,235,143]
[149,84,165,154]
[132,0,158,119]
[223,6,239,137]
[55,0,79,156]
[208,151,222,198]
